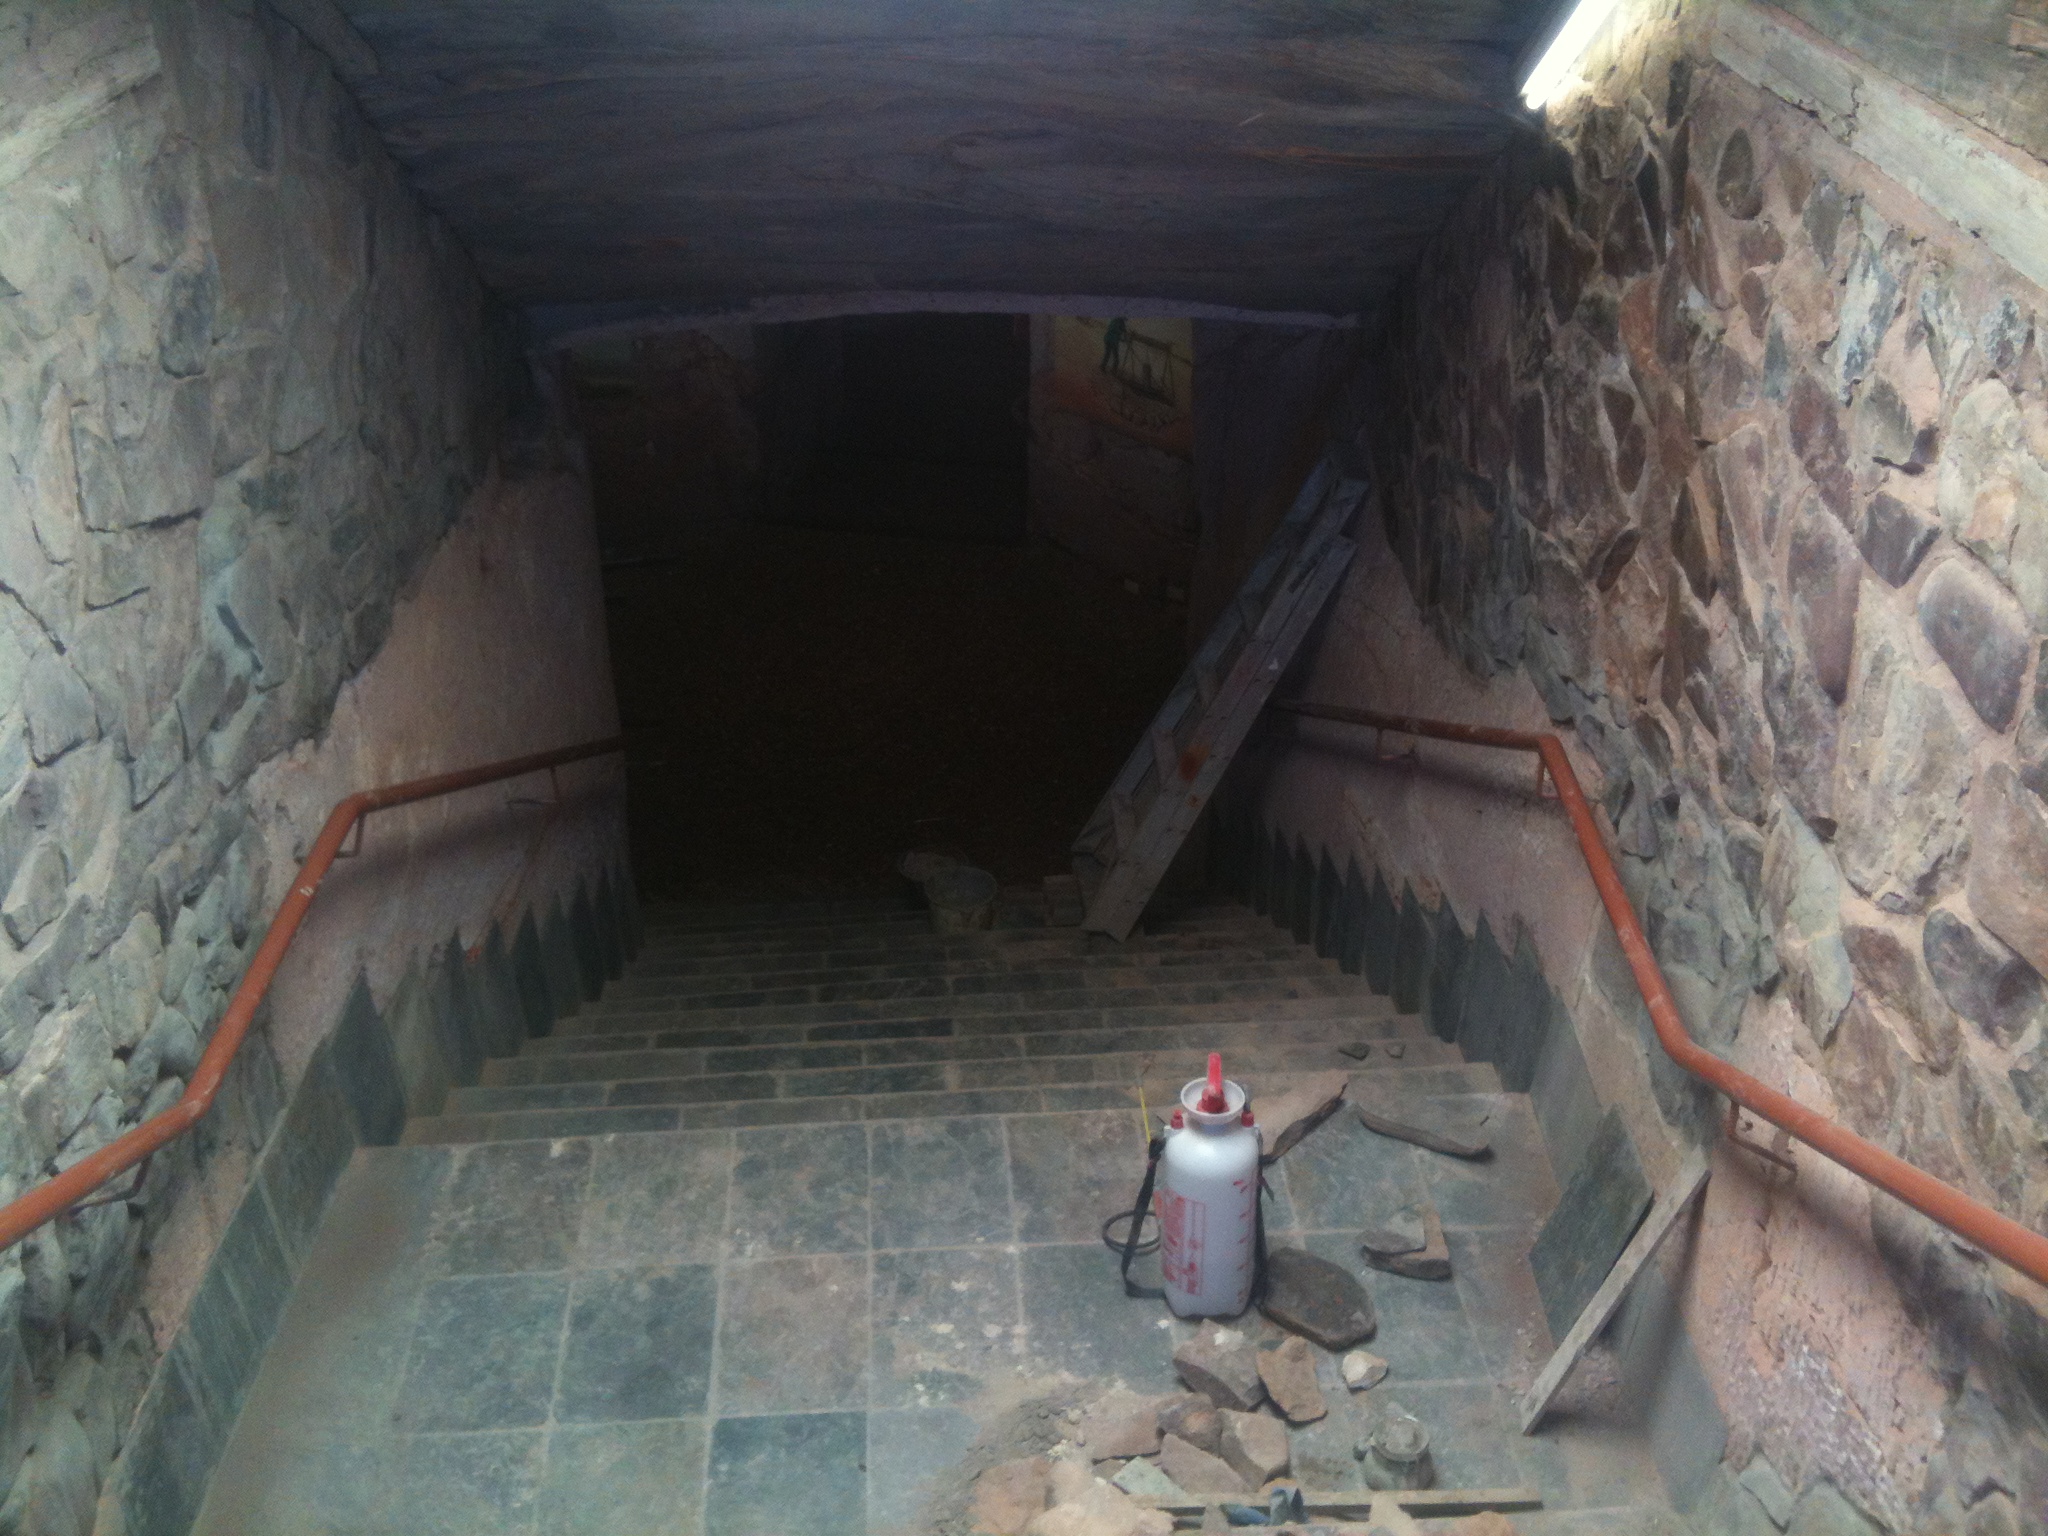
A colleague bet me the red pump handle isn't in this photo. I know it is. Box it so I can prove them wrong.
[1197,1051,1227,1114]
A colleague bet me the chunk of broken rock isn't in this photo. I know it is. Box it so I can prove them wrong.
[973,1457,1052,1535]
[1255,1335,1327,1423]
[1111,1457,1189,1503]
[1158,1432,1251,1496]
[1361,1204,1451,1281]
[1079,1388,1163,1460]
[1156,1393,1224,1455]
[1174,1322,1266,1411]
[1218,1409,1291,1486]
[1338,1041,1372,1060]
[1258,1247,1377,1349]
[1341,1350,1389,1390]
[1025,1479,1175,1536]
[1254,1070,1350,1161]
[1355,1093,1491,1158]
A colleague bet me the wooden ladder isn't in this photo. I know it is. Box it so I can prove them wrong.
[1072,459,1363,939]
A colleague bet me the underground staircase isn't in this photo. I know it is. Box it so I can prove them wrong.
[189,894,1685,1535]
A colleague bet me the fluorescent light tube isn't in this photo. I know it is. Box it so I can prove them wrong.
[1521,0,1626,109]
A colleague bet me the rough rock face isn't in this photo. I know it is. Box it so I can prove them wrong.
[1328,15,2048,1525]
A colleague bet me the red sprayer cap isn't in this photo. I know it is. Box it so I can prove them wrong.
[1197,1052,1228,1114]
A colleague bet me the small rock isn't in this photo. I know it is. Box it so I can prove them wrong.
[1337,1042,1372,1061]
[1158,1433,1251,1496]
[1383,1042,1406,1059]
[1080,1389,1163,1461]
[1254,1070,1349,1162]
[973,1457,1051,1535]
[1258,1248,1377,1350]
[1358,1207,1426,1256]
[1354,1093,1490,1158]
[1218,1409,1292,1487]
[1026,1479,1175,1536]
[1156,1394,1223,1455]
[1341,1350,1389,1390]
[1111,1458,1189,1504]
[1174,1323,1266,1412]
[1362,1205,1451,1281]
[1254,1336,1327,1424]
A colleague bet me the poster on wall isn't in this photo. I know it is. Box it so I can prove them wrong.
[1045,316,1193,458]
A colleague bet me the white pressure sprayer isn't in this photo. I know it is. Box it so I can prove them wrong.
[1155,1053,1262,1317]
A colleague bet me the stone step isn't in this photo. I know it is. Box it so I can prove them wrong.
[601,954,1345,1005]
[519,993,1404,1056]
[405,1061,1503,1146]
[451,1041,1466,1118]
[640,895,924,930]
[568,973,1377,1033]
[484,1012,1440,1090]
[624,937,1318,983]
[631,902,1269,954]
[629,912,1278,964]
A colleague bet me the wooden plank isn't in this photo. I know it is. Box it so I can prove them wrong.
[1518,1147,1711,1434]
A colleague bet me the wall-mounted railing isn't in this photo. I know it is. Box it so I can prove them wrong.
[1272,699,2048,1288]
[0,737,626,1252]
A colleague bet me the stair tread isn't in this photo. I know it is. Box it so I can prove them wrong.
[621,944,1327,988]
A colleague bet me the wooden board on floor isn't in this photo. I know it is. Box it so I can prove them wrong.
[1519,1147,1712,1434]
[1072,459,1362,940]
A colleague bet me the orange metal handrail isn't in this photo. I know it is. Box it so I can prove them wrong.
[0,736,626,1252]
[1273,698,2048,1288]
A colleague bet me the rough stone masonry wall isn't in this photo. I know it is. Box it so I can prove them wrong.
[1240,1,2048,1530]
[0,4,628,1532]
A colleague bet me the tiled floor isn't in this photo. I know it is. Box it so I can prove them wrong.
[193,1097,1671,1535]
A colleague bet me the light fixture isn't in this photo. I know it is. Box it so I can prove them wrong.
[1520,0,1626,110]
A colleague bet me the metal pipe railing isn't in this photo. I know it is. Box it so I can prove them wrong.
[1272,698,2048,1288]
[0,736,626,1252]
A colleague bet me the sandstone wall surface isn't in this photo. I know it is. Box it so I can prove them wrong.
[1240,2,2048,1530]
[0,3,626,1529]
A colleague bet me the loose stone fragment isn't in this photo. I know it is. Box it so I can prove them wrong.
[1362,1205,1452,1281]
[1080,1388,1163,1461]
[1026,1479,1175,1536]
[1383,1042,1406,1059]
[1156,1393,1223,1455]
[1358,1207,1426,1257]
[1254,1070,1348,1162]
[1173,1323,1266,1413]
[1354,1093,1491,1158]
[1158,1432,1250,1496]
[1341,1350,1389,1390]
[1255,1336,1326,1423]
[1258,1247,1377,1350]
[1111,1458,1189,1504]
[1337,1042,1372,1061]
[1218,1409,1291,1485]
[974,1457,1052,1535]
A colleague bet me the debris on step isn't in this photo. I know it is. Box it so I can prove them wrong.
[1255,1070,1350,1162]
[1111,1458,1189,1503]
[1218,1409,1291,1485]
[1441,1514,1519,1535]
[973,1456,1053,1535]
[1174,1323,1267,1411]
[1079,1388,1164,1460]
[1357,1405,1435,1491]
[1360,1204,1451,1281]
[1157,1392,1224,1454]
[1337,1041,1372,1061]
[1340,1350,1389,1391]
[1024,1475,1175,1536]
[1255,1336,1327,1423]
[1159,1432,1252,1496]
[1383,1042,1406,1059]
[1259,1248,1377,1349]
[1353,1092,1491,1159]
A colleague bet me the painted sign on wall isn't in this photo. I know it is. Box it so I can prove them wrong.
[1044,316,1194,457]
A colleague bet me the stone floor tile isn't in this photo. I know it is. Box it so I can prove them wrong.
[1280,1111,1426,1233]
[539,1420,707,1536]
[1301,1232,1491,1384]
[557,1264,718,1423]
[395,1429,548,1536]
[870,1247,1021,1408]
[1415,1095,1562,1230]
[576,1131,733,1267]
[867,1406,978,1536]
[192,1430,396,1535]
[430,1140,593,1275]
[1446,1223,1552,1387]
[1016,1244,1178,1392]
[398,1274,572,1433]
[869,1119,1013,1249]
[705,1413,867,1536]
[1005,1109,1154,1244]
[1361,1381,1522,1489]
[716,1254,870,1414]
[725,1124,869,1258]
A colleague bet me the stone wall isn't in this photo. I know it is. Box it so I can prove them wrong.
[1237,1,2048,1529]
[0,3,628,1530]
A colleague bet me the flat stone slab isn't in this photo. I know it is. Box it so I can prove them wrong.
[1111,1457,1190,1504]
[1156,1393,1223,1455]
[1255,1070,1350,1161]
[1218,1408,1291,1485]
[1258,1247,1376,1350]
[1158,1432,1250,1496]
[1255,1335,1327,1423]
[1528,1107,1653,1341]
[1354,1092,1492,1158]
[1173,1323,1266,1412]
[1361,1204,1451,1281]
